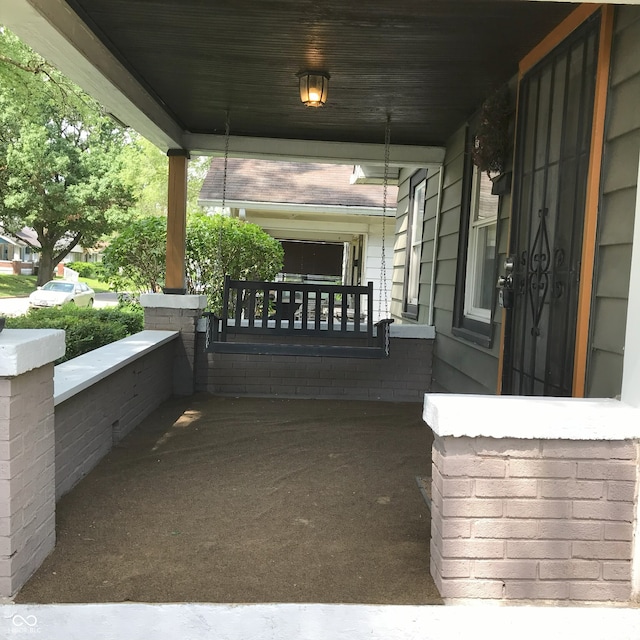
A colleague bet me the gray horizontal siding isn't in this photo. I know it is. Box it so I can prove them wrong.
[391,165,442,324]
[390,168,412,318]
[587,5,640,398]
[429,117,509,395]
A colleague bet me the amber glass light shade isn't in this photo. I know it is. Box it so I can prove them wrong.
[298,72,329,107]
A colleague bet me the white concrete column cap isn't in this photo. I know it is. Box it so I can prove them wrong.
[390,324,435,339]
[424,393,640,440]
[140,293,207,310]
[0,329,65,376]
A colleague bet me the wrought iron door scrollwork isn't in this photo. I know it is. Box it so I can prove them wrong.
[527,208,551,336]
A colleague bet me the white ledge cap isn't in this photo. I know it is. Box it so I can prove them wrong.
[390,324,435,339]
[424,393,640,441]
[54,330,178,405]
[140,293,207,310]
[0,329,65,376]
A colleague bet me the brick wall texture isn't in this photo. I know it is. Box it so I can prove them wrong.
[430,434,639,603]
[54,341,174,500]
[144,307,200,395]
[196,333,433,402]
[0,364,56,596]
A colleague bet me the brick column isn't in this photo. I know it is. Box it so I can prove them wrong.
[0,329,65,596]
[140,293,207,395]
[424,394,640,604]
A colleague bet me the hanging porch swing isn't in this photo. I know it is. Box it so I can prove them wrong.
[205,116,394,359]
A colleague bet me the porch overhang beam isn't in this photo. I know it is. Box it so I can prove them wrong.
[0,0,184,151]
[199,200,395,218]
[249,218,374,236]
[183,134,445,168]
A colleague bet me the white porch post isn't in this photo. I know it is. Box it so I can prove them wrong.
[621,150,640,407]
[621,148,640,601]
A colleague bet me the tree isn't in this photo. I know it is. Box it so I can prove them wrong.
[102,214,284,312]
[101,216,167,293]
[119,133,168,218]
[186,214,284,312]
[119,131,211,219]
[0,28,135,285]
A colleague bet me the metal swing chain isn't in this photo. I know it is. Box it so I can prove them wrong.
[217,112,231,272]
[215,112,231,313]
[379,114,391,322]
[221,112,230,212]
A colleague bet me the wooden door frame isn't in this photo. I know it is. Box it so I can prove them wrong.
[497,3,614,396]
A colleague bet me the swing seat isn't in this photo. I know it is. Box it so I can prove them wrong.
[205,276,393,359]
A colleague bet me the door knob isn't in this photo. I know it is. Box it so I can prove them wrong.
[497,274,514,309]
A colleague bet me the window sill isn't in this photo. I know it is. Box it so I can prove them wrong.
[452,325,492,349]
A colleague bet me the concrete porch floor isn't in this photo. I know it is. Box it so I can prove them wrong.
[15,396,440,604]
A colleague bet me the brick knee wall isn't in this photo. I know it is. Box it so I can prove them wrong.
[54,342,174,500]
[430,434,638,602]
[196,333,433,402]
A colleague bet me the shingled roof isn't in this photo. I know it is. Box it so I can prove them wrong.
[199,159,398,209]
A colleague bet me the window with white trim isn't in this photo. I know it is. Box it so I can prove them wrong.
[463,166,499,323]
[403,169,427,318]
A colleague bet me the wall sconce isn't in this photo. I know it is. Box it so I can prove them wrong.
[298,71,330,107]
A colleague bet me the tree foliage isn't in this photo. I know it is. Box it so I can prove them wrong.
[0,28,135,285]
[119,134,168,217]
[102,216,167,293]
[102,214,284,312]
[186,214,284,312]
[119,132,211,219]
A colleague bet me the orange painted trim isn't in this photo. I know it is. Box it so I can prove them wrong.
[572,5,615,398]
[165,154,189,291]
[519,3,601,77]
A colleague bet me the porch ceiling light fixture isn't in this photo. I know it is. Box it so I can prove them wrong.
[298,71,330,107]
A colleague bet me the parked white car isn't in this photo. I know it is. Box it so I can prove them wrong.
[28,280,95,308]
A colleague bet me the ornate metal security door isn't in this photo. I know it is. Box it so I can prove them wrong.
[501,15,599,396]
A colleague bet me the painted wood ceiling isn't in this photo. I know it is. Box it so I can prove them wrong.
[65,0,575,147]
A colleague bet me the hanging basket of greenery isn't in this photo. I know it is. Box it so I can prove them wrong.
[471,86,512,177]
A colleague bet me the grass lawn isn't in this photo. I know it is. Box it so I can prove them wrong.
[0,274,37,297]
[0,274,111,297]
[79,277,111,293]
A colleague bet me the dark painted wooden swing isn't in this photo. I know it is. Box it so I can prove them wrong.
[205,276,393,358]
[204,114,394,359]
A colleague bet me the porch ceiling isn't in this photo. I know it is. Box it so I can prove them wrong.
[3,0,576,159]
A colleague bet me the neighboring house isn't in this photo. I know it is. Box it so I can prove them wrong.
[198,159,398,321]
[64,246,103,264]
[0,227,102,275]
[0,229,37,274]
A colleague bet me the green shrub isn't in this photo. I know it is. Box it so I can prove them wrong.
[6,303,144,363]
[94,303,144,335]
[65,262,107,281]
[66,262,97,278]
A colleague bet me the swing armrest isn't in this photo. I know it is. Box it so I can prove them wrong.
[204,312,222,346]
[374,318,394,356]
